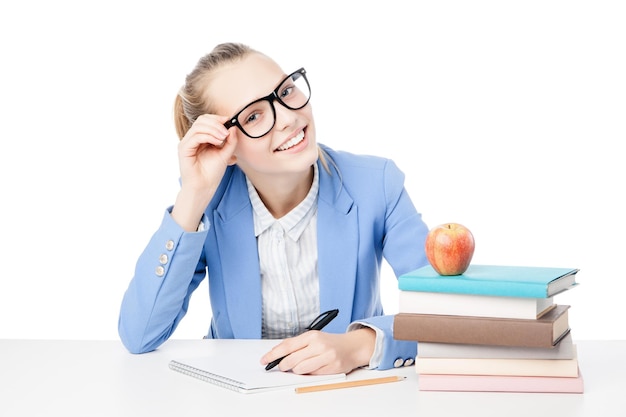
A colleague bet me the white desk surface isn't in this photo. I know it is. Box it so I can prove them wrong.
[1,339,624,417]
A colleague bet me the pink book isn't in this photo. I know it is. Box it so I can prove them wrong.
[418,369,584,393]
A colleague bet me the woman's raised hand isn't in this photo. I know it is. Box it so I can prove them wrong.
[177,114,238,192]
[172,114,238,231]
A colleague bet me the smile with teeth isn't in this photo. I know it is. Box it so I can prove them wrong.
[276,130,305,151]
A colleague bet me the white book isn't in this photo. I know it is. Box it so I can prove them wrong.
[415,346,579,377]
[418,333,575,359]
[417,370,584,393]
[398,290,554,319]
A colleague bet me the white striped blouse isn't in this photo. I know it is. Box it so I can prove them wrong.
[247,164,320,339]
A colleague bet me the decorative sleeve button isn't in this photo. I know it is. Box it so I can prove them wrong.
[155,266,165,277]
[393,357,404,368]
[394,357,414,368]
[159,254,168,265]
[165,240,175,251]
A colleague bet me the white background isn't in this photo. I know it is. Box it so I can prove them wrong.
[1,1,624,342]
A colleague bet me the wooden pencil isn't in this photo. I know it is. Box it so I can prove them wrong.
[295,375,405,394]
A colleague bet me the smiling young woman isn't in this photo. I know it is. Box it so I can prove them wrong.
[118,42,431,376]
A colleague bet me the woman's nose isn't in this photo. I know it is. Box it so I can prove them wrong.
[272,101,297,131]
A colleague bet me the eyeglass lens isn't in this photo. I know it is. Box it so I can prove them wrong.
[236,70,310,138]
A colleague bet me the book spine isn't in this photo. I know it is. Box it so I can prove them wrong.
[416,337,575,359]
[398,278,547,298]
[414,356,579,377]
[418,372,584,393]
[398,291,553,319]
[393,308,569,348]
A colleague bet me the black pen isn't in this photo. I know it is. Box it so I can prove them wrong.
[265,309,339,371]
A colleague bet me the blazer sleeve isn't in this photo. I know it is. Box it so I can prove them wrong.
[351,157,429,370]
[379,159,430,277]
[118,208,209,353]
[350,315,418,370]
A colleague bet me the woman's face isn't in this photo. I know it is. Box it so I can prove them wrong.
[207,53,318,179]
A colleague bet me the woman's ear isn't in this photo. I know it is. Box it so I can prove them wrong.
[221,131,238,166]
[226,154,237,166]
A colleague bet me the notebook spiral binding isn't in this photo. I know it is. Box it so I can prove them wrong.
[169,360,244,392]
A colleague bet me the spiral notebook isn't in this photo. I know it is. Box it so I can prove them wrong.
[169,339,346,394]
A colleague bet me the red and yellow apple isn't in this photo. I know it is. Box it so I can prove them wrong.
[425,223,475,276]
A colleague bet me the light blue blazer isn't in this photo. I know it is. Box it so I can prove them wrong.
[119,144,429,370]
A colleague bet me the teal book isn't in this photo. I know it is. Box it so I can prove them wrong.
[398,265,579,298]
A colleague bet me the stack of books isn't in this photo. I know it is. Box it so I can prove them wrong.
[393,264,584,393]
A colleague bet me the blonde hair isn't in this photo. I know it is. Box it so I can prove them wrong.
[173,42,331,173]
[174,42,255,140]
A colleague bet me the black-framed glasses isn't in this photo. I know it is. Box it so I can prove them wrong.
[223,68,311,139]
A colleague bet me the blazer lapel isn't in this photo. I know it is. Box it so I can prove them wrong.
[213,170,263,339]
[316,161,359,333]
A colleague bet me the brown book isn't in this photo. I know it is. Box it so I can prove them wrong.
[393,305,570,348]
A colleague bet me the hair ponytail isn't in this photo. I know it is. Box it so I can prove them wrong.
[174,42,255,141]
[173,93,191,140]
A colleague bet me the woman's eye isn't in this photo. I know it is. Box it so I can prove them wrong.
[244,112,260,125]
[280,85,294,99]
